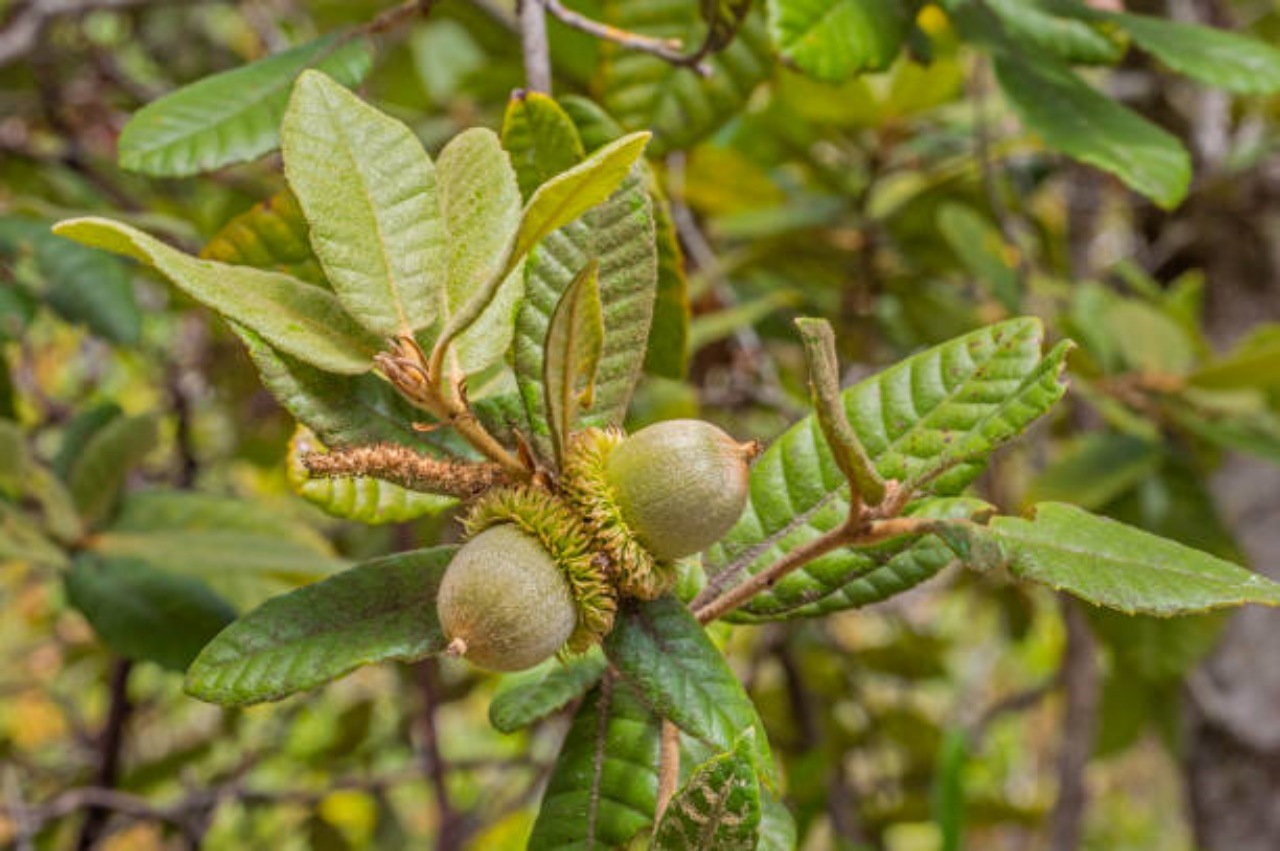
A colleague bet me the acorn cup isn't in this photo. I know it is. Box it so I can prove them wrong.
[437,420,755,671]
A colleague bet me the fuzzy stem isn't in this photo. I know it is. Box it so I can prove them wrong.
[303,445,513,499]
[694,516,927,625]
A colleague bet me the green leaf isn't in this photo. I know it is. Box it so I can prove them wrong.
[501,91,586,200]
[285,428,454,524]
[543,259,604,465]
[1189,325,1280,390]
[956,503,1280,614]
[757,791,798,851]
[0,217,140,345]
[992,50,1191,209]
[558,95,690,380]
[201,190,326,286]
[933,729,969,851]
[1025,433,1162,511]
[52,403,122,480]
[654,733,761,851]
[434,128,523,373]
[515,171,657,462]
[53,218,381,375]
[1067,7,1280,95]
[604,595,775,781]
[234,325,447,452]
[0,418,24,499]
[1167,388,1280,462]
[66,413,158,531]
[528,673,660,850]
[489,648,608,733]
[282,70,444,337]
[118,32,373,177]
[0,501,67,569]
[91,490,347,609]
[1103,300,1195,375]
[768,0,918,82]
[434,131,651,359]
[936,203,1020,312]
[984,0,1122,65]
[704,319,1064,610]
[65,555,237,672]
[598,1,773,151]
[185,547,454,705]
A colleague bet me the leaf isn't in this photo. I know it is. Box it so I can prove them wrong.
[434,128,523,373]
[768,0,918,82]
[65,555,237,672]
[52,403,123,480]
[954,503,1280,614]
[286,428,454,524]
[654,733,761,851]
[558,95,690,380]
[282,70,445,336]
[936,203,1021,312]
[983,0,1122,65]
[434,131,651,358]
[795,317,885,505]
[53,218,381,374]
[1189,325,1280,390]
[604,595,775,781]
[501,91,586,200]
[543,259,604,465]
[1068,7,1280,95]
[992,49,1190,209]
[201,190,326,286]
[1025,433,1162,510]
[0,418,24,499]
[933,729,969,851]
[489,648,608,733]
[185,547,454,705]
[0,217,140,345]
[528,673,661,850]
[598,0,773,151]
[118,32,373,177]
[704,319,1064,609]
[91,490,347,609]
[515,171,657,462]
[234,325,448,452]
[0,502,67,569]
[66,413,158,531]
[1103,300,1195,375]
[757,791,798,851]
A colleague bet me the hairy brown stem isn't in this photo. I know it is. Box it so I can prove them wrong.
[303,445,513,499]
[694,516,925,625]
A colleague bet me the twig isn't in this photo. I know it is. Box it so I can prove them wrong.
[543,0,712,76]
[417,659,466,851]
[0,0,153,68]
[519,0,552,94]
[1047,599,1099,851]
[302,443,514,499]
[966,675,1062,751]
[693,514,924,625]
[655,719,681,824]
[75,658,135,850]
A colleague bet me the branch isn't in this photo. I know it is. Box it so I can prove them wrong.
[655,719,681,823]
[543,0,712,76]
[1048,599,1099,851]
[519,0,552,94]
[417,659,466,851]
[75,658,135,850]
[302,443,514,499]
[0,0,152,68]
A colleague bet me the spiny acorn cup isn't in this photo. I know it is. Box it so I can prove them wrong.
[438,487,616,672]
[563,419,755,598]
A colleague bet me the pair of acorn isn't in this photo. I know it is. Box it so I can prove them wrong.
[438,419,753,671]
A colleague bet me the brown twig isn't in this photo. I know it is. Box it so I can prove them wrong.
[417,659,466,851]
[1047,599,1099,851]
[75,658,135,850]
[519,0,552,94]
[543,0,712,76]
[302,443,514,499]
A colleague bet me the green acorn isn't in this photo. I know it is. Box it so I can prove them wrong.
[563,419,755,598]
[438,487,616,672]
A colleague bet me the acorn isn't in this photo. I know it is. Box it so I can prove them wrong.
[438,487,616,672]
[563,419,755,598]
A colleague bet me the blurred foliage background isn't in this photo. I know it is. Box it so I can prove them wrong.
[2,0,1280,849]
